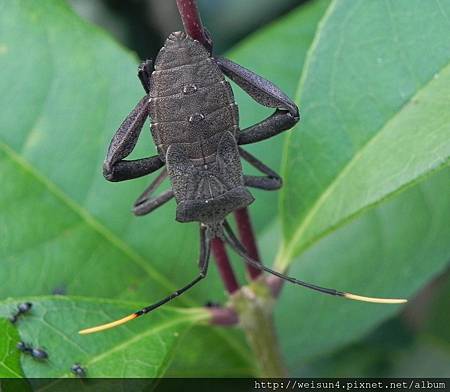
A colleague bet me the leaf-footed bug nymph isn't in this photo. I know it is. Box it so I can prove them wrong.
[79,31,406,335]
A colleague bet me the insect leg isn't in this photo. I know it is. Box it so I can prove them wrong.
[138,59,153,94]
[215,57,298,114]
[103,95,164,182]
[238,110,299,145]
[214,56,299,145]
[222,220,407,305]
[134,190,174,216]
[79,225,211,334]
[239,147,282,191]
[133,168,174,216]
[134,167,168,205]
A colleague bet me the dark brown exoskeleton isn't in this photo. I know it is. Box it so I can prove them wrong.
[80,32,405,334]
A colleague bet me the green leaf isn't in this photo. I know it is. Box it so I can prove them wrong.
[166,326,254,377]
[272,0,450,371]
[424,272,450,348]
[278,0,450,266]
[0,0,228,307]
[226,0,331,231]
[276,167,450,370]
[0,297,208,378]
[0,0,330,377]
[390,341,450,378]
[0,319,23,378]
[0,0,250,377]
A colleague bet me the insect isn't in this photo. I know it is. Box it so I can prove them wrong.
[9,302,32,324]
[71,363,87,378]
[79,32,406,335]
[17,341,48,360]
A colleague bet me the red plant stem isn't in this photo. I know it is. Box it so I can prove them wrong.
[211,238,240,294]
[176,0,212,51]
[176,0,263,290]
[177,0,238,295]
[234,208,262,280]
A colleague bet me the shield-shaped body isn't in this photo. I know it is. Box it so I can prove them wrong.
[148,32,254,224]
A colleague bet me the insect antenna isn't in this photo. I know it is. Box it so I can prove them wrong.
[222,220,407,304]
[79,225,211,335]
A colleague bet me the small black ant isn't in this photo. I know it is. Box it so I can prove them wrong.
[9,302,32,324]
[71,363,87,378]
[17,341,48,361]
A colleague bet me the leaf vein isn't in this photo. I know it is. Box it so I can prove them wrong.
[281,60,450,264]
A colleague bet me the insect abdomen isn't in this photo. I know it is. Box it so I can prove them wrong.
[149,32,253,224]
[148,32,239,160]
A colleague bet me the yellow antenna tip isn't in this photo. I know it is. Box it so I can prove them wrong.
[79,313,138,335]
[344,293,407,304]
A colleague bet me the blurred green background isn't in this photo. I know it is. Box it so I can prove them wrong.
[0,0,448,380]
[68,0,308,57]
[66,0,450,378]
